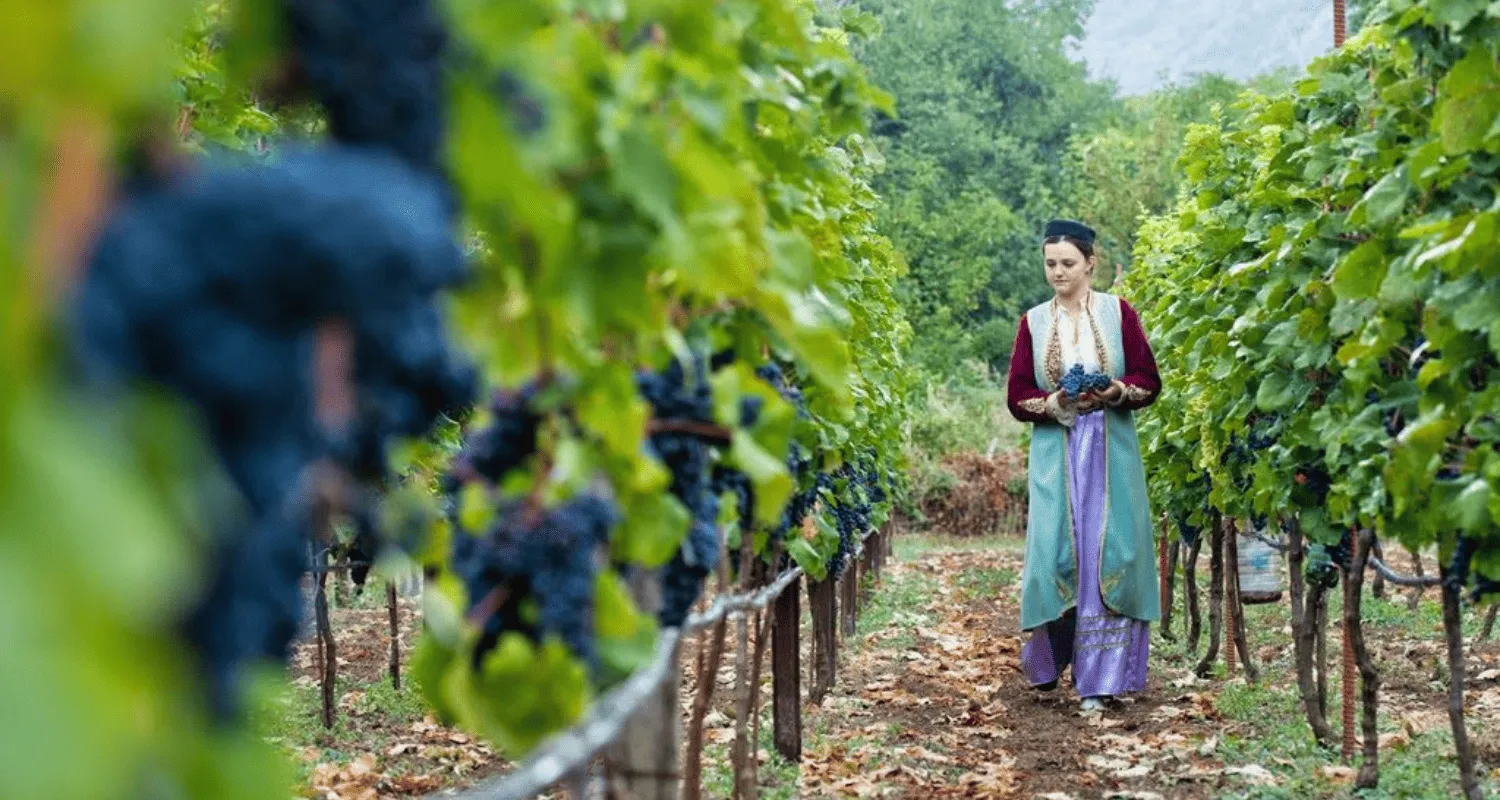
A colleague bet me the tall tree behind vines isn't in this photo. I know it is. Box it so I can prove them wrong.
[852,0,1113,375]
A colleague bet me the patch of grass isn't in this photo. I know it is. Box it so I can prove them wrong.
[953,566,1017,601]
[893,533,1023,560]
[701,709,799,800]
[855,568,939,650]
[1204,676,1499,799]
[253,673,429,774]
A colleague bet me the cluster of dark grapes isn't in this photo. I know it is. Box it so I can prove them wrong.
[757,362,819,554]
[827,466,875,577]
[639,352,722,627]
[280,0,451,182]
[72,147,471,716]
[1305,529,1352,590]
[67,0,472,718]
[442,388,541,490]
[1060,363,1112,400]
[449,496,617,672]
[438,388,625,671]
[1293,465,1332,508]
[1246,413,1279,451]
[1175,516,1201,546]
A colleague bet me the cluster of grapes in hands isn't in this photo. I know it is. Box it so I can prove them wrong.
[1059,364,1113,406]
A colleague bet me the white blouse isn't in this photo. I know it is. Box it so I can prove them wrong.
[1054,292,1101,372]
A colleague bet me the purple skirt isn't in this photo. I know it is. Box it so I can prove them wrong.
[1020,410,1149,698]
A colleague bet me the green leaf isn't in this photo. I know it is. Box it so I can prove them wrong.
[610,124,677,224]
[1436,48,1500,153]
[1430,0,1489,28]
[1332,241,1388,300]
[1254,372,1297,411]
[787,537,826,582]
[1452,479,1493,533]
[1355,170,1410,227]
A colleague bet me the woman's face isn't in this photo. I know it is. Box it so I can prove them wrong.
[1044,240,1095,297]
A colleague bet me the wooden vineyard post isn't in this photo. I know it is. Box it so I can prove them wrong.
[1346,530,1379,788]
[313,547,338,730]
[1408,548,1427,612]
[1225,521,1257,682]
[1163,537,1180,642]
[1334,0,1347,48]
[605,570,681,800]
[1194,516,1224,677]
[1224,526,1237,678]
[1158,519,1170,631]
[772,574,802,761]
[840,560,859,639]
[1288,519,1336,747]
[1341,569,1357,765]
[859,537,877,606]
[808,577,838,703]
[387,581,401,690]
[1185,533,1203,652]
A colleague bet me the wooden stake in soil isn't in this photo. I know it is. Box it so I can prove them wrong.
[683,616,729,800]
[315,548,337,730]
[1334,0,1347,47]
[808,578,838,704]
[1162,536,1180,642]
[1288,519,1336,747]
[1441,569,1484,799]
[1225,521,1258,682]
[771,574,802,761]
[387,581,401,690]
[1341,569,1357,764]
[1483,605,1499,643]
[1346,530,1380,788]
[1316,589,1330,718]
[1185,533,1203,653]
[1194,515,1224,677]
[1408,548,1427,613]
[606,569,681,800]
[840,563,859,639]
[1158,521,1170,626]
[1224,525,1237,678]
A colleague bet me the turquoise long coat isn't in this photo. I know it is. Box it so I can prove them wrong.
[1018,294,1160,632]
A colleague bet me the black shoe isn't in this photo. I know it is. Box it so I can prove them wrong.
[1033,679,1059,691]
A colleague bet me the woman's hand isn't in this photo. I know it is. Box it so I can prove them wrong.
[1074,383,1121,414]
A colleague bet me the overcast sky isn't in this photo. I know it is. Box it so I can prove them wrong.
[1072,0,1337,96]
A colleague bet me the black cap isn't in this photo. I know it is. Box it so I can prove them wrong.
[1044,219,1096,244]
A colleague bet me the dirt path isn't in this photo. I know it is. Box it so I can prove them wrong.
[796,542,1236,799]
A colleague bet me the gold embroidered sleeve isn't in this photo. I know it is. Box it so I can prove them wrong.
[1120,383,1154,405]
[1018,397,1049,416]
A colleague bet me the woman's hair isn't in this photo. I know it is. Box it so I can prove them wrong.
[1043,234,1096,260]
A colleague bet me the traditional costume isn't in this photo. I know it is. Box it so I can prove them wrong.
[1006,221,1162,700]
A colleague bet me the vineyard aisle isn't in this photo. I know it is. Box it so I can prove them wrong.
[791,536,1500,800]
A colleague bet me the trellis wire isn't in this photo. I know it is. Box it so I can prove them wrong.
[426,527,876,800]
[1367,554,1441,588]
[1235,527,1438,588]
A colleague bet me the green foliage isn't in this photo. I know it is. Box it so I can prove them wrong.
[1061,74,1253,277]
[1128,0,1500,570]
[3,0,914,794]
[852,0,1114,375]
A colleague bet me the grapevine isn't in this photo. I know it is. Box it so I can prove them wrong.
[4,0,912,795]
[1128,2,1500,792]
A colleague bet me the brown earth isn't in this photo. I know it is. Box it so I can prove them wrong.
[795,547,1232,799]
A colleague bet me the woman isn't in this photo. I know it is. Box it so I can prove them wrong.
[1006,219,1161,712]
